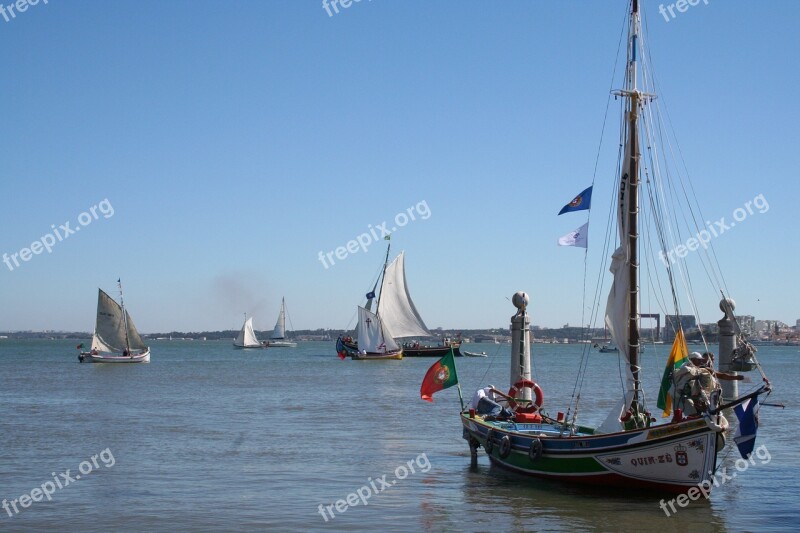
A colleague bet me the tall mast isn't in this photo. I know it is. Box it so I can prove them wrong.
[118,279,131,353]
[375,240,391,313]
[627,0,641,402]
[612,0,648,408]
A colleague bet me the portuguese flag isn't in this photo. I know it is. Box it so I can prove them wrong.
[657,327,689,417]
[420,349,459,402]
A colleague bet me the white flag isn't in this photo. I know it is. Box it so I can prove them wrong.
[558,222,588,248]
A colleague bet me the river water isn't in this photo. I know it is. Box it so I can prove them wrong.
[1,340,797,532]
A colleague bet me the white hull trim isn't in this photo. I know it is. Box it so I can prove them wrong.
[80,348,151,363]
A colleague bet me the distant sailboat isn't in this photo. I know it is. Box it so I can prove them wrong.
[267,298,297,348]
[233,315,267,349]
[79,284,150,363]
[337,244,456,359]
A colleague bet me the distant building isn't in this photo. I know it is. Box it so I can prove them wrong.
[664,315,697,341]
[738,315,755,335]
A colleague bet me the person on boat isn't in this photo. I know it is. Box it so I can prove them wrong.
[91,348,98,355]
[670,351,739,416]
[469,385,498,411]
[469,385,514,420]
[691,351,744,381]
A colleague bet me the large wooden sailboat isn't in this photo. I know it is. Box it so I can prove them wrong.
[460,1,771,494]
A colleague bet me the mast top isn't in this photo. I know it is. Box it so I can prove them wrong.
[632,0,638,15]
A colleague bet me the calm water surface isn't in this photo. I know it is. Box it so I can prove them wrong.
[1,340,798,532]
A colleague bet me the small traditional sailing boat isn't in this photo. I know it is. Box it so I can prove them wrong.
[78,283,150,363]
[233,315,267,349]
[337,241,448,359]
[459,1,772,494]
[267,298,297,348]
[348,306,403,360]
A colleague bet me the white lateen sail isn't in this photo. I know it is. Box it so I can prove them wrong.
[356,306,400,353]
[234,317,262,348]
[376,251,431,339]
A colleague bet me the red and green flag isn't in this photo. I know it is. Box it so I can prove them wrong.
[657,327,689,417]
[420,349,459,402]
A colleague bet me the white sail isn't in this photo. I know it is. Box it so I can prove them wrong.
[600,120,637,434]
[124,309,147,350]
[91,331,115,353]
[93,289,147,353]
[235,317,261,347]
[376,251,431,339]
[356,306,400,353]
[271,299,286,340]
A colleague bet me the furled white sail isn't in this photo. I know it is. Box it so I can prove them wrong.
[600,136,636,433]
[356,306,400,353]
[235,317,261,347]
[271,299,286,340]
[93,289,147,353]
[376,252,431,339]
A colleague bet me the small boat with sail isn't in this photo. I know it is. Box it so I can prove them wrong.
[267,298,297,348]
[456,1,773,495]
[337,240,446,359]
[78,282,150,363]
[233,314,267,349]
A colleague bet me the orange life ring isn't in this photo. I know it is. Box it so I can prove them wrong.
[508,380,544,412]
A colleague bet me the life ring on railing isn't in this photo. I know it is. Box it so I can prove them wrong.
[508,380,544,412]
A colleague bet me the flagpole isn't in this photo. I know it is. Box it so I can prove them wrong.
[451,347,465,411]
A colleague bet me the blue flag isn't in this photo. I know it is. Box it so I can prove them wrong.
[558,186,593,215]
[365,291,376,300]
[733,397,760,459]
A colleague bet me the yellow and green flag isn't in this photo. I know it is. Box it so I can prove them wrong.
[656,327,688,417]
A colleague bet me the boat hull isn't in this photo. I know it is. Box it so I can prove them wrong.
[337,336,402,360]
[79,348,151,363]
[352,350,403,360]
[266,340,297,348]
[402,344,462,357]
[461,414,722,494]
[233,343,267,349]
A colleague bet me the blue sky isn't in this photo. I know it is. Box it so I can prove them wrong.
[1,0,797,333]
